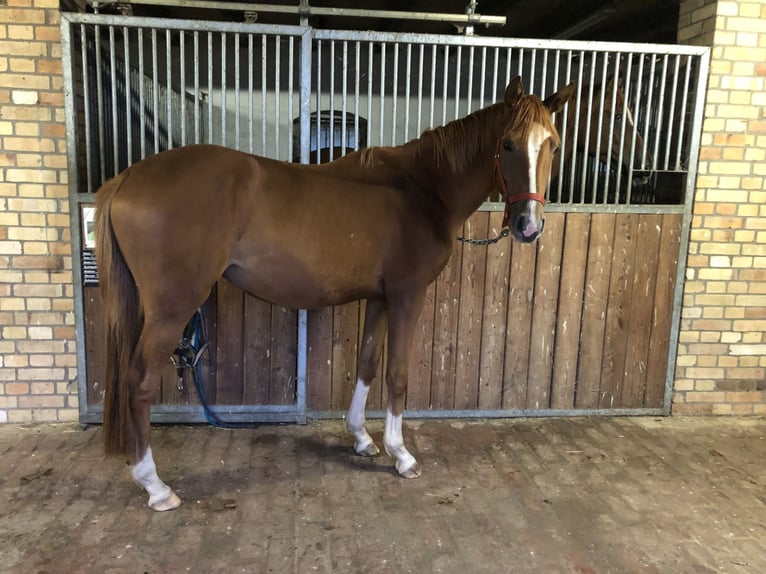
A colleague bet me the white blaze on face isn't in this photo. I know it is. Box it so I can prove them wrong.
[526,122,553,197]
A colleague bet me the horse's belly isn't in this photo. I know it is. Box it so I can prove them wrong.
[223,252,382,309]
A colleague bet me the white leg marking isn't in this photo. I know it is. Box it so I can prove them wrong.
[131,447,181,511]
[384,408,420,478]
[346,378,379,456]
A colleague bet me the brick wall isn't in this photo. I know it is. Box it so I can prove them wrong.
[0,0,77,423]
[674,0,766,414]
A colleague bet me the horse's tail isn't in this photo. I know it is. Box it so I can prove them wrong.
[95,171,140,457]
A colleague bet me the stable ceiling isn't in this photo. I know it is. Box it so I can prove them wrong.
[90,1,681,44]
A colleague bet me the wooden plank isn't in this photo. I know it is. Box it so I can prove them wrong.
[243,294,272,404]
[330,302,360,410]
[644,214,682,407]
[306,307,333,410]
[215,279,244,404]
[526,212,565,410]
[429,242,463,409]
[478,211,511,410]
[620,214,662,408]
[270,305,298,405]
[407,281,436,409]
[502,240,536,409]
[83,286,105,406]
[575,214,615,409]
[454,212,489,410]
[550,213,590,409]
[598,213,638,409]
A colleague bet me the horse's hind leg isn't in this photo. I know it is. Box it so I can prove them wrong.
[128,315,188,511]
[347,298,387,457]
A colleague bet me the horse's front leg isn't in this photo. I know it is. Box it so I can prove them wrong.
[383,292,425,479]
[347,298,387,457]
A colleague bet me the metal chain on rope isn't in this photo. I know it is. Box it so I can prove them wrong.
[456,226,510,245]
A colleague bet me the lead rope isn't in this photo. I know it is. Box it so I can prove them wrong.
[171,306,257,429]
[456,226,510,245]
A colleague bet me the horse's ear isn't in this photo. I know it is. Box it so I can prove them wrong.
[544,82,577,114]
[504,76,524,107]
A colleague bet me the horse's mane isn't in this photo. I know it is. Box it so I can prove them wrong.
[357,95,557,173]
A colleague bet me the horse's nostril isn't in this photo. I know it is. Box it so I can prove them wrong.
[515,215,527,234]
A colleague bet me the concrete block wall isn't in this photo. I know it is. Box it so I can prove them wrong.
[0,0,77,423]
[674,0,766,414]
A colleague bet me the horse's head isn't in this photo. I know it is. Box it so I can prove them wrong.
[496,77,576,243]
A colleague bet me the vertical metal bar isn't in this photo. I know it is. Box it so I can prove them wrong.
[467,45,474,112]
[663,54,681,171]
[234,32,240,150]
[663,49,710,416]
[568,51,584,203]
[379,42,386,145]
[417,44,424,135]
[615,53,633,202]
[124,26,132,166]
[80,24,92,193]
[505,46,512,85]
[221,32,227,148]
[354,41,360,150]
[275,35,281,158]
[109,26,118,175]
[166,29,173,150]
[651,54,669,172]
[297,28,313,419]
[529,48,536,95]
[592,52,609,200]
[547,48,560,200]
[454,45,462,119]
[540,49,548,99]
[367,41,373,149]
[194,31,200,145]
[261,34,267,155]
[479,46,486,108]
[139,28,146,158]
[626,53,645,203]
[675,55,693,170]
[430,44,436,128]
[602,53,620,205]
[152,29,159,153]
[95,23,106,182]
[579,52,597,199]
[316,40,322,163]
[555,49,569,200]
[404,43,412,142]
[207,32,213,144]
[342,40,348,154]
[180,31,185,147]
[442,45,449,123]
[517,48,524,79]
[248,34,253,154]
[329,40,335,155]
[491,47,499,104]
[392,43,399,145]
[288,35,294,160]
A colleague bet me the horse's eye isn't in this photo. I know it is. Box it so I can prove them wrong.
[502,140,513,152]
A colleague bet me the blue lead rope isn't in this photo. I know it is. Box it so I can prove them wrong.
[172,307,257,429]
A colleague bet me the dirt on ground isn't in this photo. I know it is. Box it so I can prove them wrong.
[1,416,765,573]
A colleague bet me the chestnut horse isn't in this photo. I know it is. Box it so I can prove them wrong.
[95,76,575,511]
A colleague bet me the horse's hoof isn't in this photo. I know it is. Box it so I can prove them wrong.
[398,463,422,479]
[149,490,182,512]
[355,441,380,457]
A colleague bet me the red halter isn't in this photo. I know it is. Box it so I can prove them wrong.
[493,138,546,228]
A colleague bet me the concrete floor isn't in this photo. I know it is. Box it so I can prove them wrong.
[1,416,764,573]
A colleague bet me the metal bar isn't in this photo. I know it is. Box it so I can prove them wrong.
[261,33,267,154]
[316,39,322,163]
[404,43,412,142]
[166,29,173,150]
[674,55,693,170]
[124,26,132,165]
[442,45,449,123]
[354,41,360,150]
[207,32,213,144]
[568,51,584,203]
[275,35,281,158]
[248,34,254,154]
[329,40,335,155]
[234,32,240,150]
[529,47,536,94]
[662,47,711,415]
[579,52,597,200]
[95,23,106,182]
[491,46,498,104]
[96,0,507,27]
[615,53,633,202]
[379,42,386,145]
[467,45,474,112]
[109,26,118,174]
[555,49,569,201]
[139,28,146,157]
[80,24,93,193]
[342,40,348,154]
[429,44,436,128]
[194,31,200,144]
[392,43,399,144]
[308,407,666,420]
[540,48,548,99]
[367,41,373,149]
[602,53,620,205]
[288,35,294,160]
[625,53,645,203]
[652,54,669,172]
[221,32,227,147]
[152,28,159,153]
[641,55,657,170]
[179,30,185,147]
[417,44,424,135]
